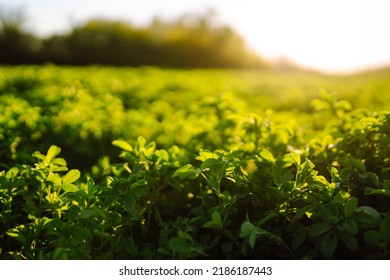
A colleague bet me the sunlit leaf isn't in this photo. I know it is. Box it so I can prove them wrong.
[290,150,301,166]
[62,183,79,192]
[173,164,199,180]
[112,140,133,152]
[46,145,61,164]
[63,169,81,185]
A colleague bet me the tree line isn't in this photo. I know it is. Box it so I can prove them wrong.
[0,10,265,68]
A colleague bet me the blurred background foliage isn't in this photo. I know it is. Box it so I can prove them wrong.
[0,7,264,68]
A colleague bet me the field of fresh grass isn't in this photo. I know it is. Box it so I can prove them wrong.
[0,65,389,259]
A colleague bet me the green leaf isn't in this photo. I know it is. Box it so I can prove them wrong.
[203,211,223,230]
[130,179,147,189]
[290,150,301,166]
[203,220,217,230]
[379,217,390,243]
[366,172,379,187]
[63,169,81,185]
[62,183,79,192]
[359,117,380,125]
[123,193,136,211]
[328,166,340,182]
[364,187,390,197]
[195,149,214,161]
[46,145,61,164]
[239,221,257,238]
[201,158,223,170]
[364,230,382,248]
[47,173,62,187]
[50,165,68,172]
[343,219,358,235]
[384,179,390,191]
[80,208,93,219]
[258,149,275,162]
[352,206,381,229]
[248,230,258,250]
[339,231,357,251]
[173,164,199,180]
[87,178,95,197]
[112,140,133,152]
[6,226,27,245]
[136,136,146,149]
[177,230,193,242]
[309,222,333,237]
[341,158,366,174]
[130,179,149,198]
[257,212,278,226]
[321,232,338,258]
[33,152,46,161]
[291,230,306,250]
[340,168,351,181]
[93,229,112,240]
[294,204,317,222]
[344,197,358,218]
[331,190,350,204]
[67,205,80,222]
[123,236,138,257]
[52,157,67,166]
[211,211,223,230]
[155,149,169,162]
[272,165,294,186]
[168,237,191,254]
[0,176,9,188]
[5,167,19,179]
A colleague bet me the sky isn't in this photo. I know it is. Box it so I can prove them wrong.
[1,0,390,74]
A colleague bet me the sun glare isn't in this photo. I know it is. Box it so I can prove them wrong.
[217,0,390,73]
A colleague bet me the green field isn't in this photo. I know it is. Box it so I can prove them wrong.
[0,65,389,259]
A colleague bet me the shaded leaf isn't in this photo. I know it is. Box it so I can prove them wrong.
[380,217,390,243]
[211,211,223,230]
[352,206,381,229]
[201,158,223,170]
[168,237,191,254]
[310,222,333,237]
[239,221,257,238]
[321,232,338,258]
[291,230,306,250]
[344,197,358,218]
[248,230,257,250]
[339,231,357,251]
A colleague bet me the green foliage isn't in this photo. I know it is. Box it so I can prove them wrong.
[0,66,389,259]
[0,12,263,68]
